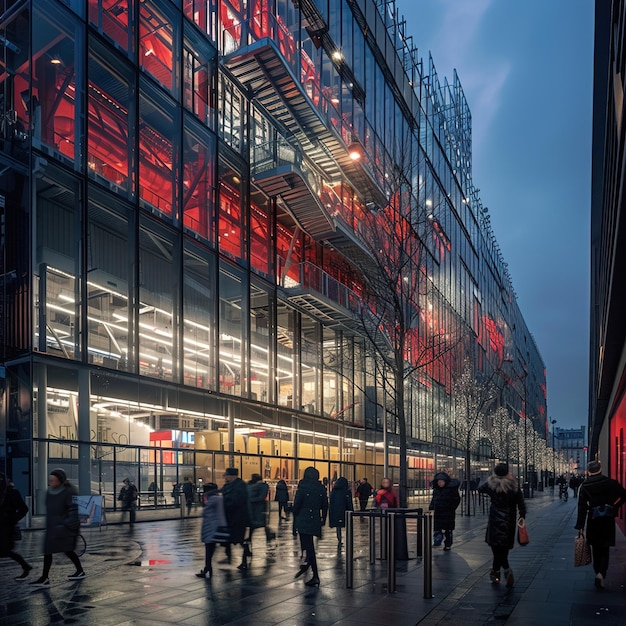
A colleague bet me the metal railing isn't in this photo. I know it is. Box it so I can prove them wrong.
[345,509,433,597]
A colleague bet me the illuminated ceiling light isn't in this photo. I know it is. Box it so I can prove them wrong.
[145,48,154,57]
[347,141,363,161]
[232,175,241,184]
[330,96,340,104]
[332,50,343,61]
[50,57,62,65]
[425,199,433,207]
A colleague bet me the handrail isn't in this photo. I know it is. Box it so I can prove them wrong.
[345,509,433,597]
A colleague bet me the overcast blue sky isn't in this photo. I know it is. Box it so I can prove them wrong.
[394,0,594,429]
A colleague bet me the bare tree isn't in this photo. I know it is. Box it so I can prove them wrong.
[344,137,462,507]
[487,406,516,464]
[451,358,500,515]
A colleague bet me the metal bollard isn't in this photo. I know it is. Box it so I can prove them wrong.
[423,512,433,599]
[387,512,396,593]
[415,507,423,558]
[369,513,376,564]
[346,510,354,588]
[380,513,388,560]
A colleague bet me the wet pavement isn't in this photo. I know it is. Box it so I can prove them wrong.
[1,492,625,625]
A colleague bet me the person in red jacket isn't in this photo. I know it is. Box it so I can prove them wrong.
[374,477,398,509]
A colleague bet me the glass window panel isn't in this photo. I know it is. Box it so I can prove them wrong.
[139,0,179,97]
[250,202,271,278]
[87,188,135,372]
[183,114,216,242]
[322,327,338,418]
[139,219,177,381]
[183,21,216,128]
[183,0,217,43]
[32,4,83,168]
[218,156,244,262]
[219,264,244,395]
[301,313,320,413]
[277,303,295,409]
[183,242,216,389]
[218,75,242,151]
[250,282,271,403]
[34,164,82,359]
[0,4,30,164]
[88,39,135,198]
[139,81,178,219]
[88,0,135,56]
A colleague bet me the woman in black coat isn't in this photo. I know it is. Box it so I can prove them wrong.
[328,477,353,545]
[275,479,289,520]
[575,460,626,588]
[293,466,328,587]
[0,474,31,579]
[477,463,526,588]
[429,471,461,550]
[30,468,84,586]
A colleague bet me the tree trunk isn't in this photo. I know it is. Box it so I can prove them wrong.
[465,443,472,516]
[396,366,408,508]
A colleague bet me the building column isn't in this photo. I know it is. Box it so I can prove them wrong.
[77,368,91,495]
[36,362,48,513]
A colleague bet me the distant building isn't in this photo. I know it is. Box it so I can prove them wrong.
[554,427,587,472]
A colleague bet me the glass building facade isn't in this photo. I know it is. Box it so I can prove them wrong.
[0,0,546,514]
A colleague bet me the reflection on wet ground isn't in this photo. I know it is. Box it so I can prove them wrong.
[3,496,623,625]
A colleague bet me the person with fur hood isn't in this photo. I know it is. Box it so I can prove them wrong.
[429,471,461,550]
[477,463,526,587]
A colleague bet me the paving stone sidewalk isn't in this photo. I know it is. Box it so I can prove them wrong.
[0,491,624,624]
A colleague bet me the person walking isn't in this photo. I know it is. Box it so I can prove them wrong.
[247,473,269,550]
[30,468,84,586]
[429,471,461,551]
[118,477,138,526]
[374,477,398,509]
[329,476,353,545]
[182,476,195,516]
[293,466,328,587]
[275,479,289,520]
[575,460,626,589]
[477,463,526,587]
[220,468,250,570]
[0,473,31,580]
[356,477,373,512]
[196,483,227,579]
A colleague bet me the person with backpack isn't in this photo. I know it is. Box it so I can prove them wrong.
[0,473,31,580]
[575,460,626,588]
[118,478,138,526]
[329,477,353,545]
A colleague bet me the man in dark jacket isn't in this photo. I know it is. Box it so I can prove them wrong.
[429,472,461,550]
[118,478,138,525]
[221,468,250,569]
[575,460,626,588]
[356,478,373,512]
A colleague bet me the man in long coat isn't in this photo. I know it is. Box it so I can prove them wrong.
[221,467,250,569]
[576,460,626,588]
